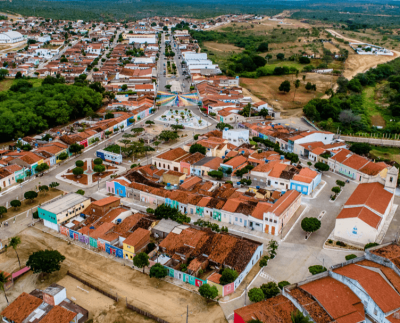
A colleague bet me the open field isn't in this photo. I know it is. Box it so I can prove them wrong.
[240,73,337,116]
[203,41,242,53]
[0,78,44,92]
[1,189,63,221]
[369,146,400,163]
[0,227,226,323]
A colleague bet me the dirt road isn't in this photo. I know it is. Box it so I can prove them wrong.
[326,29,399,80]
[0,228,226,323]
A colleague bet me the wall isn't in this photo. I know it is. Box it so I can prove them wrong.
[165,266,206,287]
[334,217,378,246]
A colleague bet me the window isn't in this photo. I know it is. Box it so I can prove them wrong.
[390,177,393,183]
[235,217,238,221]
[240,218,242,223]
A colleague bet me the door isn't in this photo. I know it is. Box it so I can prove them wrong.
[244,220,247,227]
[229,216,232,224]
[271,227,275,235]
[265,225,269,233]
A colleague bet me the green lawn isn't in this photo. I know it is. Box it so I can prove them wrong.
[369,146,400,163]
[261,60,305,74]
[0,77,44,92]
[362,86,387,127]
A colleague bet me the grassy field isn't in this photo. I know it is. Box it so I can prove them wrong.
[370,146,400,163]
[0,78,43,92]
[362,86,386,127]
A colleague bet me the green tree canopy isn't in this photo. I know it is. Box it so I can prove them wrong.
[72,167,84,177]
[301,217,321,233]
[93,158,103,165]
[69,143,84,155]
[308,265,327,275]
[133,252,149,273]
[94,164,106,174]
[199,283,219,300]
[26,250,66,277]
[149,263,168,279]
[219,268,238,285]
[260,282,280,299]
[75,160,84,167]
[291,310,313,323]
[279,80,291,93]
[9,236,22,268]
[24,191,38,202]
[314,162,329,173]
[248,287,264,303]
[10,200,21,209]
[189,143,206,155]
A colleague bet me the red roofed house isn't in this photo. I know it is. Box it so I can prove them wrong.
[334,182,396,246]
[249,190,301,235]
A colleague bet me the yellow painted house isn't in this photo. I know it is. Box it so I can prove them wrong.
[123,228,150,260]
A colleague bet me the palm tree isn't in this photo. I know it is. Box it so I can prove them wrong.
[0,272,10,304]
[9,236,22,268]
[291,310,312,323]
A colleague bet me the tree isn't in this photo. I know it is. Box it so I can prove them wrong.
[208,170,224,180]
[24,191,38,203]
[189,143,206,155]
[349,143,371,155]
[49,182,59,190]
[76,189,85,195]
[257,42,269,52]
[9,236,22,268]
[121,84,128,91]
[133,252,149,273]
[279,80,291,93]
[145,120,155,126]
[338,110,361,125]
[75,160,84,167]
[58,152,68,161]
[10,200,21,210]
[26,250,66,278]
[308,265,327,275]
[69,143,84,155]
[39,185,49,194]
[220,268,238,285]
[105,112,115,119]
[149,263,168,279]
[146,208,155,214]
[291,310,313,323]
[216,122,233,131]
[199,283,219,300]
[305,82,313,91]
[332,186,341,197]
[94,164,106,175]
[248,287,264,303]
[0,206,6,218]
[0,68,8,80]
[314,162,329,173]
[299,56,311,64]
[307,162,312,168]
[158,130,179,142]
[336,180,345,188]
[293,79,300,101]
[93,158,103,165]
[278,281,290,290]
[171,124,184,131]
[0,272,10,304]
[301,217,321,233]
[72,167,84,177]
[35,163,49,174]
[260,282,280,299]
[277,53,285,60]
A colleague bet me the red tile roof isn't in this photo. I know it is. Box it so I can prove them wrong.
[300,277,365,323]
[39,306,76,323]
[334,263,400,313]
[345,182,393,215]
[92,196,120,207]
[337,207,381,229]
[123,227,150,248]
[0,292,42,323]
[269,190,300,217]
[156,147,188,161]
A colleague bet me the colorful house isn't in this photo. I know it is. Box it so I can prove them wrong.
[123,228,150,260]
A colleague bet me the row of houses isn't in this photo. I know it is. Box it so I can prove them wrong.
[37,193,263,297]
[234,242,400,323]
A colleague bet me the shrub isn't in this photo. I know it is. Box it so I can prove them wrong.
[308,265,327,275]
[260,282,280,299]
[199,283,218,300]
[336,241,346,247]
[220,268,238,285]
[364,242,379,250]
[146,208,155,214]
[75,160,84,167]
[248,288,264,303]
[76,189,85,195]
[328,239,333,244]
[345,254,357,261]
[278,281,290,290]
[149,263,168,279]
[93,158,103,165]
[259,255,269,267]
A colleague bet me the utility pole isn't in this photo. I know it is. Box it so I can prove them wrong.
[186,305,189,323]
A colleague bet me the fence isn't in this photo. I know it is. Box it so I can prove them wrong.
[66,271,119,302]
[125,298,170,323]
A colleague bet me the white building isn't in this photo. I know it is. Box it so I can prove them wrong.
[0,31,24,44]
[222,128,249,146]
[334,181,396,247]
[129,34,157,44]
